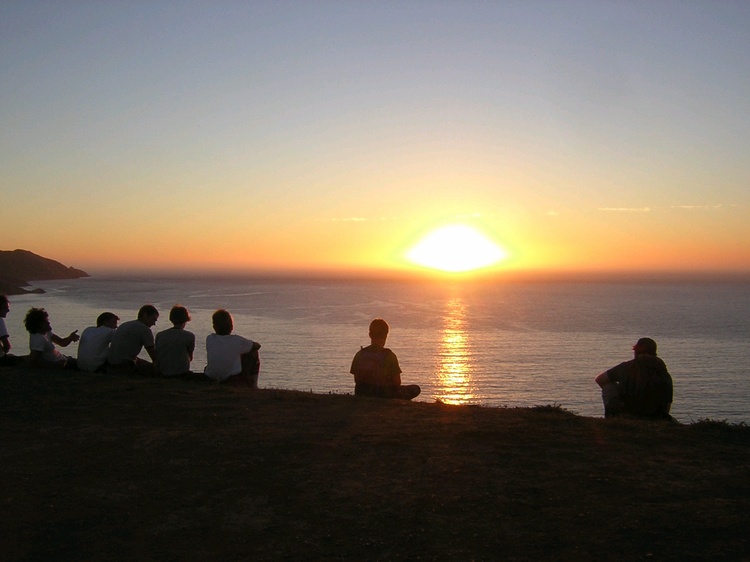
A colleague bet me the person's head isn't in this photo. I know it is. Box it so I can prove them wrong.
[212,309,233,335]
[137,304,159,327]
[368,318,390,345]
[0,295,9,317]
[633,337,657,357]
[24,307,51,334]
[169,305,191,326]
[96,312,119,329]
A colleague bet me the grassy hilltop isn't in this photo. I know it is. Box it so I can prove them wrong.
[1,367,748,561]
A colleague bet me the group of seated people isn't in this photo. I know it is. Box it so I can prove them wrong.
[1,294,673,417]
[0,298,261,388]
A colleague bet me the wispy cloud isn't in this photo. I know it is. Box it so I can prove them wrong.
[670,204,735,210]
[598,207,651,212]
[316,216,394,222]
[545,211,559,217]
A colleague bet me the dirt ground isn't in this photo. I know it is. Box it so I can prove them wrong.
[1,367,749,561]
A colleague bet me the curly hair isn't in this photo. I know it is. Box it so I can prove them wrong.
[24,307,49,334]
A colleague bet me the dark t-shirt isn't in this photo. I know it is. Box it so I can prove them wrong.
[607,355,673,418]
[350,345,402,397]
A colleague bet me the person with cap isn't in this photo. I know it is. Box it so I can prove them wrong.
[595,337,673,419]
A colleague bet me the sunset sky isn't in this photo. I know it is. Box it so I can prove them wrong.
[2,2,749,277]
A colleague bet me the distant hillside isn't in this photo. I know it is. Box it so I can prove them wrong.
[0,249,89,295]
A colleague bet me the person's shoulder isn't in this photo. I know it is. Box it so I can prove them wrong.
[636,354,669,372]
[233,333,253,344]
[610,359,632,371]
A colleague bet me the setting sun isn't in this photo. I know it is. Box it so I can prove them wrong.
[405,225,509,273]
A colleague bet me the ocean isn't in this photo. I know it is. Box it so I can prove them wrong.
[6,275,750,424]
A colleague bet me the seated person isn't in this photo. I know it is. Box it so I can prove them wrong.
[77,312,119,373]
[204,309,260,388]
[107,305,159,375]
[350,318,421,400]
[595,337,673,419]
[24,307,79,369]
[0,294,18,366]
[155,305,195,377]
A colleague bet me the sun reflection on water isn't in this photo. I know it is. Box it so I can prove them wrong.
[434,295,476,404]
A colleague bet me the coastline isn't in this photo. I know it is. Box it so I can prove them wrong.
[1,366,748,560]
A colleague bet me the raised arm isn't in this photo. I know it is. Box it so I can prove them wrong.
[51,330,80,347]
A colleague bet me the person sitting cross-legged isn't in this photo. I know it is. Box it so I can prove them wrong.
[350,318,420,400]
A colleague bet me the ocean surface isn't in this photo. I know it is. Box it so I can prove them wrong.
[6,275,750,424]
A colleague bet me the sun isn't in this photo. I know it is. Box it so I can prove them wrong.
[405,224,509,273]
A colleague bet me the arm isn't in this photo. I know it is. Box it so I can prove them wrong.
[595,371,611,388]
[0,335,10,354]
[188,335,195,361]
[50,330,80,347]
[145,345,157,362]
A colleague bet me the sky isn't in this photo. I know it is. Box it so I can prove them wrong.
[2,1,749,278]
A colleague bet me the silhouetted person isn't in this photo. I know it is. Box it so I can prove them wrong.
[204,309,261,387]
[24,307,79,369]
[0,294,18,366]
[155,305,195,377]
[350,318,421,400]
[108,304,159,376]
[595,337,673,419]
[77,312,119,373]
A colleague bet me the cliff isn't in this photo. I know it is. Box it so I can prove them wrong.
[0,249,89,295]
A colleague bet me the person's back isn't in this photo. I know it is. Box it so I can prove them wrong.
[595,337,673,419]
[108,319,151,365]
[77,312,119,372]
[0,295,16,365]
[351,344,403,398]
[204,309,260,387]
[619,354,673,418]
[108,305,159,375]
[350,318,420,400]
[155,305,195,377]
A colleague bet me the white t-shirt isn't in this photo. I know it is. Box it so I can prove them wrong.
[0,317,8,357]
[204,333,256,382]
[108,319,155,365]
[77,325,116,372]
[29,332,67,364]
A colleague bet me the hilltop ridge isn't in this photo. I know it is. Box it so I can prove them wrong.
[0,249,89,295]
[1,366,748,561]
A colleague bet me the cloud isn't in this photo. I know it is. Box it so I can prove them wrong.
[598,207,651,212]
[316,216,394,222]
[670,204,734,210]
[545,211,559,216]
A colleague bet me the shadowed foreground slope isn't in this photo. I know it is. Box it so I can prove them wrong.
[1,367,748,561]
